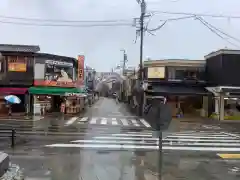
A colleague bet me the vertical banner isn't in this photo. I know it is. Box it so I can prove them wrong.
[77,55,85,87]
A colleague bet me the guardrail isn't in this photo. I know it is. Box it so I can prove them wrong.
[0,129,16,148]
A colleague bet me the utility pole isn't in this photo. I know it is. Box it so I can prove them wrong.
[139,0,146,82]
[136,0,146,116]
[121,49,127,76]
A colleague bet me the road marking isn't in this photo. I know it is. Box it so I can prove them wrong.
[45,143,240,151]
[120,119,129,126]
[221,132,240,138]
[140,118,151,128]
[217,153,240,159]
[112,133,152,137]
[165,138,240,142]
[95,136,158,140]
[111,118,118,125]
[71,139,157,145]
[100,118,108,125]
[131,119,140,126]
[167,135,237,139]
[89,118,97,124]
[78,117,88,123]
[65,117,78,126]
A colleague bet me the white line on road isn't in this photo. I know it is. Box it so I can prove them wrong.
[111,118,118,125]
[112,133,152,137]
[71,139,157,145]
[95,136,158,140]
[100,118,108,125]
[166,135,237,139]
[131,119,140,126]
[45,143,240,151]
[140,118,151,128]
[221,132,240,138]
[165,138,240,142]
[120,119,129,126]
[65,117,78,126]
[78,117,88,124]
[89,118,97,124]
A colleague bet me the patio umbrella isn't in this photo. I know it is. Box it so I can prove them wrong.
[4,95,21,104]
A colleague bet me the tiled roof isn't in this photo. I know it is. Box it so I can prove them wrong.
[0,44,40,53]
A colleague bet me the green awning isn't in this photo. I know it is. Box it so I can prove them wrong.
[29,87,81,95]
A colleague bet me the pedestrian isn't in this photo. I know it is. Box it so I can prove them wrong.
[7,102,12,116]
[115,92,119,103]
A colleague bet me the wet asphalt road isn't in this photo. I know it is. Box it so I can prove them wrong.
[0,97,240,180]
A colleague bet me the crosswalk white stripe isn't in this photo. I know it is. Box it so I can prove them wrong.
[100,118,108,125]
[166,135,237,139]
[71,139,157,145]
[120,119,129,126]
[112,133,152,137]
[89,118,97,124]
[111,118,118,125]
[165,138,240,142]
[140,119,151,128]
[45,131,240,151]
[95,136,158,140]
[163,142,240,146]
[45,143,240,151]
[131,119,140,126]
[77,117,88,123]
[65,117,78,125]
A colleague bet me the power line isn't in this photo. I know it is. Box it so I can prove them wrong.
[152,10,240,19]
[0,20,132,27]
[0,14,132,23]
[147,15,194,32]
[195,16,240,48]
[198,17,240,43]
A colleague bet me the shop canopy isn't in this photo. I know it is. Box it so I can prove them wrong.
[148,85,211,96]
[28,87,82,95]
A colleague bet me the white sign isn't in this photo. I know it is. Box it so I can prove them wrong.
[45,60,73,67]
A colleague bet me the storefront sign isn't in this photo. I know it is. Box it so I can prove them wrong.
[148,67,165,79]
[65,92,83,97]
[34,59,76,87]
[8,56,27,72]
[77,55,85,86]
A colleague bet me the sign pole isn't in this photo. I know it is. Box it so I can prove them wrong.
[158,130,163,180]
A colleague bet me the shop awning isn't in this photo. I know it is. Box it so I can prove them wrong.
[0,88,28,95]
[221,87,240,96]
[28,87,81,95]
[148,85,211,96]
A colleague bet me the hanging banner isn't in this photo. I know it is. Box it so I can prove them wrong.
[77,55,85,87]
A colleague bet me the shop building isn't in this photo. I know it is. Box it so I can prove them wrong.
[205,49,240,120]
[0,44,40,116]
[29,53,85,115]
[143,59,212,118]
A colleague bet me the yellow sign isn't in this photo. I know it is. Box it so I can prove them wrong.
[8,63,27,72]
[147,67,165,78]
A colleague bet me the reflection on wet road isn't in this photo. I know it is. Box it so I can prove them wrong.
[1,98,240,179]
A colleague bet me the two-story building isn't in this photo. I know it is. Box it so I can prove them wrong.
[29,53,84,115]
[143,59,212,118]
[0,44,40,116]
[205,49,240,121]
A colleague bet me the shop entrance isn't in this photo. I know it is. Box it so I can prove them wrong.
[52,95,64,112]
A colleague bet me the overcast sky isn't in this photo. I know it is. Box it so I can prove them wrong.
[1,0,240,72]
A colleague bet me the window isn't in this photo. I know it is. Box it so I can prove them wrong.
[175,69,185,79]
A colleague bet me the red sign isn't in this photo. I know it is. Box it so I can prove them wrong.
[77,55,85,87]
